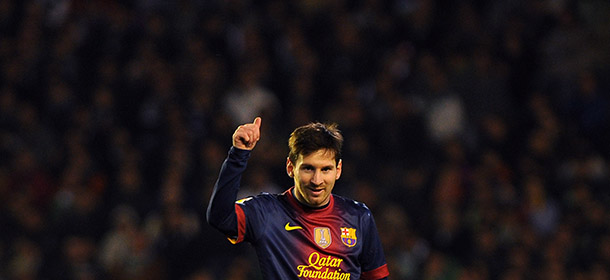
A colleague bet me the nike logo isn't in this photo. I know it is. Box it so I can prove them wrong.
[285,222,303,231]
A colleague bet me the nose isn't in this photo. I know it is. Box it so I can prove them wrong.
[311,171,324,186]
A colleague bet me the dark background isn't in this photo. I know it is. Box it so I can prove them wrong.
[1,0,610,279]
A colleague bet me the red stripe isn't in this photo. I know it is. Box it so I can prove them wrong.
[228,204,247,244]
[361,264,389,280]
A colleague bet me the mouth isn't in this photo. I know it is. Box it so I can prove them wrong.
[307,187,324,196]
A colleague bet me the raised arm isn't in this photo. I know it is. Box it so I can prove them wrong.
[206,117,261,237]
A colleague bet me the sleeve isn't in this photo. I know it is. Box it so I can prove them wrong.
[359,209,390,280]
[206,147,251,240]
[231,194,270,244]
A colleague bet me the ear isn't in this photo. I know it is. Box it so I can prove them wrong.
[335,159,342,180]
[286,157,294,178]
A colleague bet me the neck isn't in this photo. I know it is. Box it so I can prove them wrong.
[292,189,330,209]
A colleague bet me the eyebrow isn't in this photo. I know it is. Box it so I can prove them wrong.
[300,163,335,169]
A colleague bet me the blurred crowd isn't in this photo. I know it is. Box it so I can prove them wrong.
[2,0,610,279]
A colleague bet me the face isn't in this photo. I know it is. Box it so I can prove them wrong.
[286,149,342,207]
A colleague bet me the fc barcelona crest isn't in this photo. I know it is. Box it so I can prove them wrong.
[314,227,332,249]
[340,227,357,247]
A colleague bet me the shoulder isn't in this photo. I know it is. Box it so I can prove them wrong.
[332,194,373,216]
[236,192,278,206]
[236,189,296,212]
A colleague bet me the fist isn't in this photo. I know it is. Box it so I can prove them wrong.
[232,117,262,150]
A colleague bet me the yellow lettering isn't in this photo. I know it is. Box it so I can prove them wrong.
[319,255,328,267]
[331,258,342,267]
[297,265,306,277]
[307,252,323,270]
[296,252,350,279]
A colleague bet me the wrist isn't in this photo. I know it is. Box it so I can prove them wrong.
[229,146,252,160]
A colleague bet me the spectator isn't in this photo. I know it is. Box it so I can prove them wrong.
[1,0,610,279]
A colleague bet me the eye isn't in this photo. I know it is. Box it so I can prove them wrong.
[302,166,314,171]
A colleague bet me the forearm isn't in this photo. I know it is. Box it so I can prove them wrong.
[206,147,251,236]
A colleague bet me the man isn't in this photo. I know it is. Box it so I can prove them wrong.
[207,117,389,279]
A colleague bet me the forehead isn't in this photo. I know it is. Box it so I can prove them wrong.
[296,149,337,165]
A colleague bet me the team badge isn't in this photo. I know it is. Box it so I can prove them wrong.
[340,227,357,247]
[314,227,332,249]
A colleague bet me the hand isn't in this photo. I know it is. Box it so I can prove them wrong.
[232,117,262,150]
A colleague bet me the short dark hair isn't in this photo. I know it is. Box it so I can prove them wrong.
[288,122,343,165]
